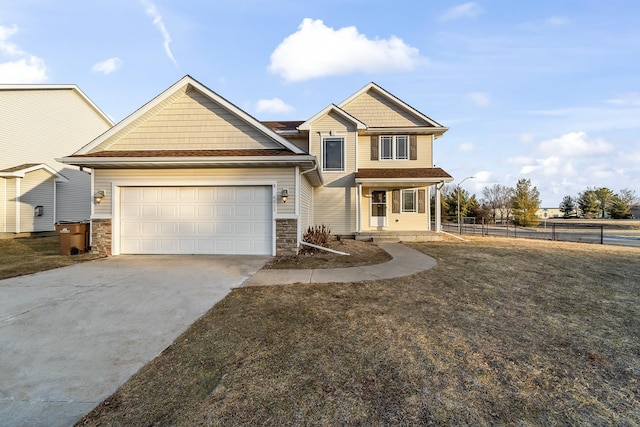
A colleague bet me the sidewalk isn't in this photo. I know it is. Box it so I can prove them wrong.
[243,242,437,286]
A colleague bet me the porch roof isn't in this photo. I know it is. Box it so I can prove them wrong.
[355,167,453,182]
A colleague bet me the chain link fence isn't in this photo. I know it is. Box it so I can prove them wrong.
[438,217,640,247]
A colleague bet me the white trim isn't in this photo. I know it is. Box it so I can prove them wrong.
[15,178,20,233]
[356,183,362,233]
[426,186,432,231]
[401,189,418,213]
[60,155,317,168]
[298,104,366,131]
[52,177,57,226]
[320,134,346,172]
[110,180,278,256]
[370,188,388,228]
[0,164,69,182]
[90,214,112,220]
[73,75,303,156]
[295,165,301,247]
[356,177,454,184]
[3,178,6,232]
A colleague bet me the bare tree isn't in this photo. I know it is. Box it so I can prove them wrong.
[482,184,514,223]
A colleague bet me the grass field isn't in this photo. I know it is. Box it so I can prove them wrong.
[76,237,640,425]
[0,236,102,280]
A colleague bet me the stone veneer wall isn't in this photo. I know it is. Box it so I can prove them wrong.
[276,218,298,256]
[91,219,112,255]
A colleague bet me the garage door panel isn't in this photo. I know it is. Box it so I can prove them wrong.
[120,186,272,255]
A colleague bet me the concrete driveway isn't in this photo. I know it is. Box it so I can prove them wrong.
[0,255,268,427]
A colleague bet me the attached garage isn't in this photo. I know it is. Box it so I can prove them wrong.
[119,186,272,255]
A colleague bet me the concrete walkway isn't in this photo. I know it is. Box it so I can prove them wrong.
[244,242,437,286]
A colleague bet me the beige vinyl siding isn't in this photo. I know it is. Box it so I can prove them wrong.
[5,179,16,232]
[101,90,282,151]
[0,88,111,170]
[56,169,92,221]
[299,175,313,231]
[312,185,356,235]
[20,170,55,232]
[360,187,430,232]
[358,134,433,169]
[286,136,309,153]
[341,89,432,128]
[0,88,112,224]
[93,167,296,216]
[307,111,358,234]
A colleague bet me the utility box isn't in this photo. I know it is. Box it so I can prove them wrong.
[55,222,89,255]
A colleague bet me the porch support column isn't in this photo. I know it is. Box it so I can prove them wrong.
[435,184,442,232]
[356,183,362,233]
[426,185,431,231]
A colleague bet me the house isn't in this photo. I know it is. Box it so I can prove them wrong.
[0,85,113,236]
[61,75,452,256]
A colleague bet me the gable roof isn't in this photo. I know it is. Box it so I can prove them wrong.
[73,75,304,155]
[338,82,445,129]
[0,84,113,127]
[297,104,367,131]
[0,163,69,182]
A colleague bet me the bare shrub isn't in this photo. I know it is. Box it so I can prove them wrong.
[302,225,331,253]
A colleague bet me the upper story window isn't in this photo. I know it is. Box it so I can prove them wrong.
[372,135,415,161]
[322,137,345,172]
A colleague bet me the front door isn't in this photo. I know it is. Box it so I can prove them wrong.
[370,190,387,228]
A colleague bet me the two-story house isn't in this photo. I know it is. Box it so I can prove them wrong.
[0,85,113,236]
[62,75,453,256]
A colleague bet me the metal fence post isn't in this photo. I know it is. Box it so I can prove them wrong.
[601,225,604,244]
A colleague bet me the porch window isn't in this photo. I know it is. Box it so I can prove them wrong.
[322,137,345,171]
[402,189,417,212]
[379,135,409,160]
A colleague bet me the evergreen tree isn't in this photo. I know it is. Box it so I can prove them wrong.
[577,189,599,218]
[511,178,541,227]
[559,195,576,218]
[594,187,614,218]
[609,189,639,219]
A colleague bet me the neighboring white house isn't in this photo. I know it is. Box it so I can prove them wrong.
[62,75,452,256]
[0,85,113,235]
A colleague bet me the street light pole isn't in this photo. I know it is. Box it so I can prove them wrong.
[457,176,475,234]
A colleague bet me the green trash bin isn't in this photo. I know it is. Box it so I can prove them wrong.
[55,222,89,255]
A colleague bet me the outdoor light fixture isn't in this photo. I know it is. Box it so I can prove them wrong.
[281,188,289,203]
[94,190,105,204]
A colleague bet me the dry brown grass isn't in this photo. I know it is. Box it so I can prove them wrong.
[0,236,103,280]
[263,237,392,269]
[78,237,640,426]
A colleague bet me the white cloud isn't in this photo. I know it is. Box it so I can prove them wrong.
[268,18,423,82]
[520,156,574,177]
[140,0,177,65]
[606,92,640,106]
[468,91,490,107]
[520,133,535,144]
[538,131,612,156]
[507,155,535,165]
[92,57,122,75]
[255,97,294,114]
[440,3,483,21]
[0,25,48,83]
[458,142,476,152]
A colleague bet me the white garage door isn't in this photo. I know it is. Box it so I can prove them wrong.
[120,186,272,255]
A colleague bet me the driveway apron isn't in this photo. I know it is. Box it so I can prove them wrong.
[0,255,267,427]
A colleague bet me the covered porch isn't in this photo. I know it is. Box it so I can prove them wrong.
[354,168,453,240]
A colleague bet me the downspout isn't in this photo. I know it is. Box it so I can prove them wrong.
[435,181,445,233]
[53,177,57,229]
[3,179,6,232]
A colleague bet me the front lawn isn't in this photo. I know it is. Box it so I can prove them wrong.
[78,237,640,425]
[0,236,103,280]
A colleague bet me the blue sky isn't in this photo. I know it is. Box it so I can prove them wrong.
[1,0,639,206]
